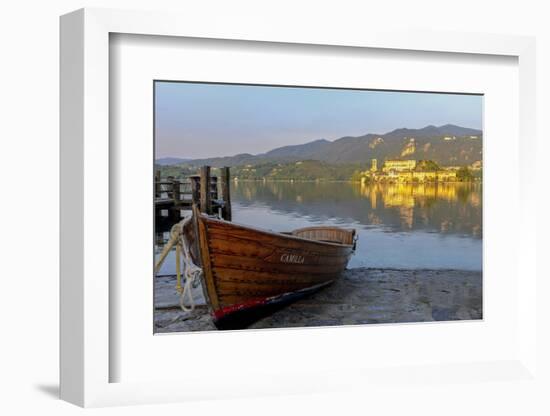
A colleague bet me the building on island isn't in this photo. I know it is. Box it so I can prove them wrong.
[412,170,457,182]
[370,158,378,172]
[382,159,417,173]
[359,159,464,184]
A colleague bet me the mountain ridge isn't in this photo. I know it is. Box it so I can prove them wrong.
[155,157,192,166]
[157,124,482,168]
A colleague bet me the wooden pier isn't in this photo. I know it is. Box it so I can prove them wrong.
[155,166,232,227]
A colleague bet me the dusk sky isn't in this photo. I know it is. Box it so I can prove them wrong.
[155,82,483,159]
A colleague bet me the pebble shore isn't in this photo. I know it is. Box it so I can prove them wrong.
[154,268,482,333]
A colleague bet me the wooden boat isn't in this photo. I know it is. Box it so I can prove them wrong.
[190,205,356,328]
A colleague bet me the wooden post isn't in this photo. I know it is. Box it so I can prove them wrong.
[166,176,174,199]
[211,176,218,201]
[220,167,232,221]
[200,166,211,214]
[210,176,219,217]
[172,179,181,206]
[190,176,200,206]
[155,170,161,198]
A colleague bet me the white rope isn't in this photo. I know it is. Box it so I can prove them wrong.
[176,222,203,312]
[154,214,203,312]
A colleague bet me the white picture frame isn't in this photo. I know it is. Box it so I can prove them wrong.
[60,8,538,407]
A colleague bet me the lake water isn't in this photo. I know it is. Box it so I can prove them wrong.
[155,181,482,273]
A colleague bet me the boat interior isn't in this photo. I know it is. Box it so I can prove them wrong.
[289,226,356,246]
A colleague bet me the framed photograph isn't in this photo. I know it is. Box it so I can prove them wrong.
[152,81,484,333]
[60,8,538,407]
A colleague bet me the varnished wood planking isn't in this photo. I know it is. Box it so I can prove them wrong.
[217,285,332,307]
[195,211,355,312]
[210,253,350,274]
[216,279,336,301]
[214,268,337,305]
[206,220,353,255]
[214,267,339,285]
[208,236,276,258]
[216,277,331,293]
[208,238,351,267]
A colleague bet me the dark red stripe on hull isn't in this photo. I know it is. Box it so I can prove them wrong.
[212,281,334,330]
[213,298,269,321]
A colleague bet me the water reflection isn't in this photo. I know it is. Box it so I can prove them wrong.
[232,181,482,238]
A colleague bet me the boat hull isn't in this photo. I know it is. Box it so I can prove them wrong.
[192,208,355,328]
[211,281,334,330]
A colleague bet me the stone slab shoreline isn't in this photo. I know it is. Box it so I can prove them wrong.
[154,268,482,333]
